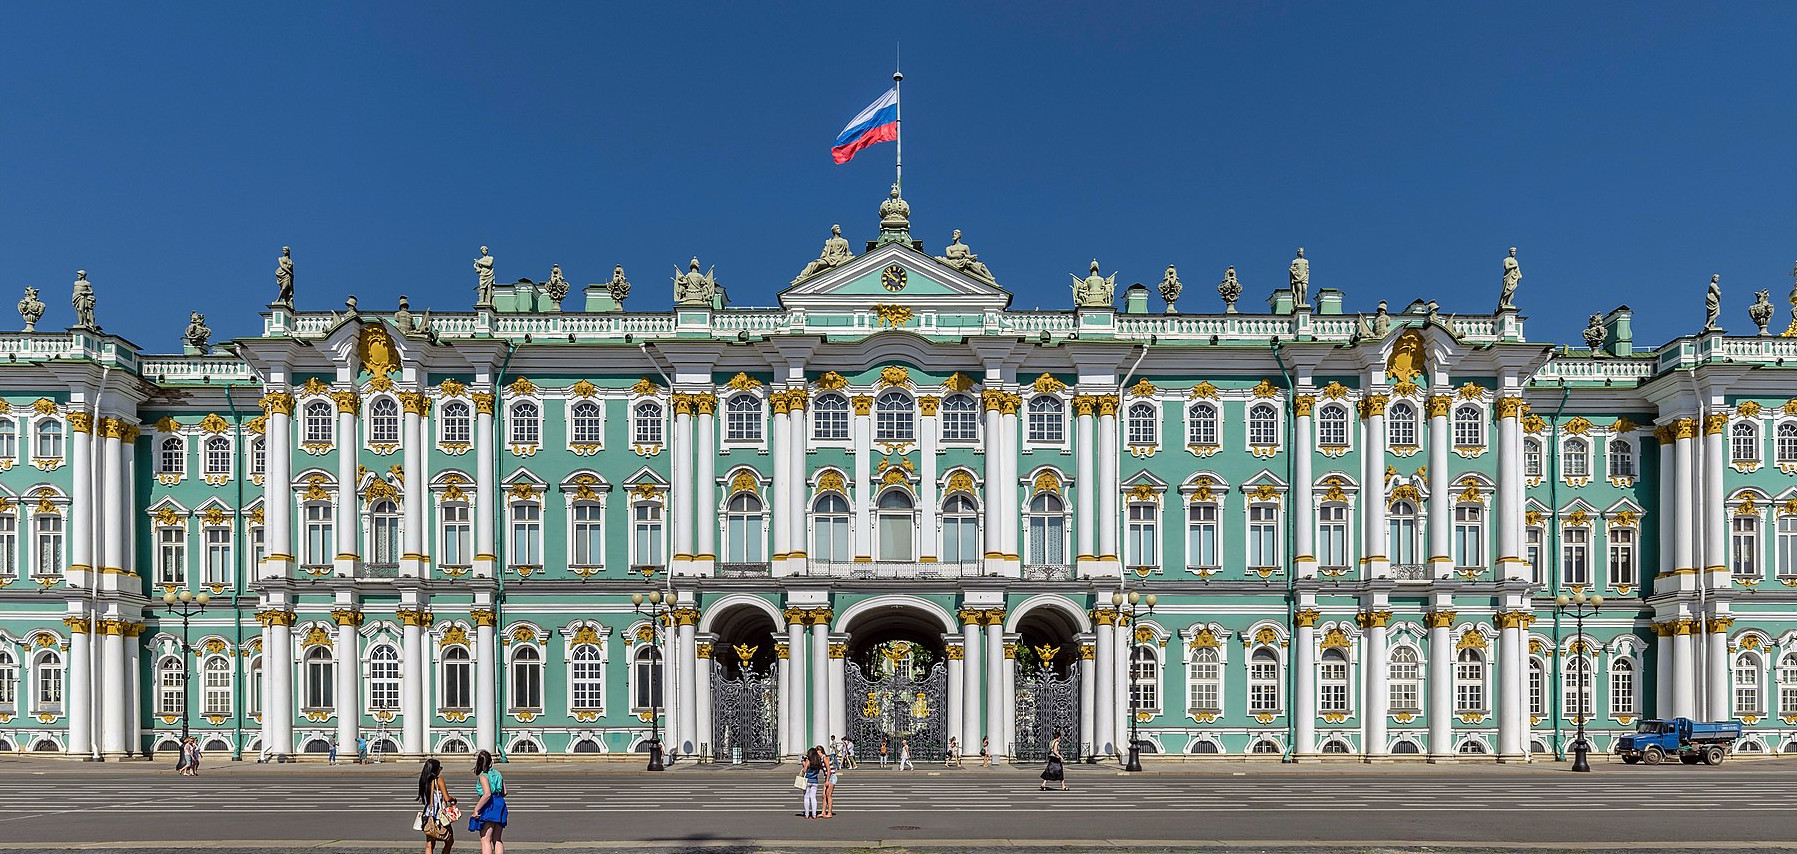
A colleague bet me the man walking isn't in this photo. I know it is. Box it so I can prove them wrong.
[842,737,857,769]
[898,738,914,771]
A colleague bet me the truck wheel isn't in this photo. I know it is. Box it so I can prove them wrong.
[1680,754,1700,765]
[1704,746,1725,766]
[1642,746,1663,765]
[1621,755,1640,765]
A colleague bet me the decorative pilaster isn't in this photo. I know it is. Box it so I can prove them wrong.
[1361,395,1389,579]
[1671,616,1697,718]
[333,608,362,753]
[1293,607,1320,757]
[918,396,940,561]
[1705,615,1733,722]
[827,639,847,748]
[1292,394,1316,578]
[852,395,873,560]
[67,411,92,588]
[1427,396,1453,578]
[692,395,717,574]
[1702,412,1727,587]
[1495,396,1525,576]
[472,392,497,577]
[334,391,359,577]
[1672,418,1697,579]
[472,607,497,751]
[786,391,808,566]
[261,393,296,579]
[770,391,791,565]
[400,391,428,577]
[998,392,1022,565]
[982,390,1004,567]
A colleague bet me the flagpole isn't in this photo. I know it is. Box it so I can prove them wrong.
[893,66,903,193]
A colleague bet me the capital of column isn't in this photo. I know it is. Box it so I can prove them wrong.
[850,395,872,416]
[97,617,126,636]
[1095,394,1119,416]
[1704,616,1734,634]
[945,645,965,660]
[62,615,92,634]
[97,417,128,440]
[1079,642,1096,660]
[1649,621,1675,637]
[1355,609,1394,629]
[771,393,791,415]
[472,392,496,415]
[1671,417,1697,440]
[1294,608,1321,628]
[1495,396,1525,420]
[1495,610,1536,630]
[1652,425,1674,444]
[67,412,93,434]
[784,388,808,411]
[693,393,717,416]
[395,608,434,628]
[1358,394,1389,419]
[330,391,360,414]
[1426,395,1452,419]
[399,391,431,416]
[124,622,147,638]
[828,642,848,659]
[255,609,297,627]
[470,609,497,627]
[1089,607,1120,626]
[1704,413,1728,435]
[330,608,364,627]
[1673,617,1699,636]
[695,641,713,659]
[670,606,701,627]
[1293,395,1315,417]
[917,395,940,416]
[260,392,296,416]
[775,642,790,659]
[1071,394,1097,417]
[1424,609,1457,629]
[1003,641,1018,659]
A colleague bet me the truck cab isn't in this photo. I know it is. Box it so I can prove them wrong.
[1615,717,1741,766]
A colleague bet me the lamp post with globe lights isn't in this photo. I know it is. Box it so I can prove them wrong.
[1111,588,1157,772]
[1554,589,1602,772]
[160,589,211,746]
[631,588,672,771]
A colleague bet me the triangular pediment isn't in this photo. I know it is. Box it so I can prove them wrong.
[779,242,1012,312]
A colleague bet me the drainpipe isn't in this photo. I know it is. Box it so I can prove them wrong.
[491,342,517,760]
[1115,343,1147,758]
[1547,383,1569,759]
[1270,341,1298,762]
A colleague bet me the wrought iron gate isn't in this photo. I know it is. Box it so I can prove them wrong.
[845,653,950,762]
[1014,663,1082,762]
[711,661,779,762]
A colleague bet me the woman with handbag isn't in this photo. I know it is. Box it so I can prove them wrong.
[1038,731,1068,791]
[416,758,457,853]
[467,750,507,854]
[800,747,823,818]
[819,745,837,818]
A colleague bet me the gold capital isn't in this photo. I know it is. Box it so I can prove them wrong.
[1294,608,1320,628]
[472,392,497,415]
[470,608,497,627]
[1293,395,1315,418]
[330,390,361,414]
[260,392,296,416]
[1425,610,1457,629]
[1426,395,1452,419]
[1495,396,1525,419]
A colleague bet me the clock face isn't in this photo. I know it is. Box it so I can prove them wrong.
[881,264,907,292]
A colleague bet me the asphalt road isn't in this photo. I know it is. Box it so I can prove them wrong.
[1,759,1793,851]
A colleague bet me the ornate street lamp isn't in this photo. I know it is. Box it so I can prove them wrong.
[631,588,672,771]
[1111,588,1157,772]
[160,589,211,746]
[1553,589,1602,772]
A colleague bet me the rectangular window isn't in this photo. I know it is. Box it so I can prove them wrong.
[1731,516,1759,577]
[302,505,332,568]
[0,514,15,578]
[1607,526,1636,588]
[1778,516,1797,579]
[940,406,978,441]
[1562,526,1590,586]
[1453,505,1483,568]
[1455,656,1485,712]
[1529,661,1545,717]
[249,525,266,573]
[33,514,63,577]
[203,527,231,586]
[1526,527,1544,585]
[511,503,542,566]
[633,503,664,567]
[1611,665,1636,717]
[1248,504,1279,569]
[1186,503,1217,570]
[250,438,266,476]
[441,503,470,568]
[1389,515,1418,566]
[1734,660,1759,717]
[1317,505,1348,569]
[1248,652,1281,714]
[571,503,603,566]
[1318,656,1349,713]
[1126,504,1157,569]
[35,421,63,460]
[158,664,184,716]
[818,514,853,562]
[1564,661,1594,718]
[443,656,472,710]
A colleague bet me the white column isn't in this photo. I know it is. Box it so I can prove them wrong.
[266,614,294,758]
[401,612,424,755]
[100,426,125,579]
[960,613,983,750]
[1363,398,1389,579]
[1702,413,1726,584]
[1428,396,1452,578]
[946,649,963,748]
[1496,613,1524,759]
[68,415,93,585]
[265,399,295,580]
[983,395,1002,567]
[777,637,794,757]
[401,396,426,576]
[1496,396,1524,573]
[335,400,358,574]
[827,641,847,746]
[1093,617,1115,757]
[1675,420,1697,577]
[694,398,716,572]
[787,397,808,566]
[1427,611,1454,759]
[672,397,694,564]
[677,614,699,754]
[919,397,939,561]
[473,393,496,575]
[999,404,1021,565]
[334,612,359,754]
[770,394,790,563]
[696,637,714,757]
[1672,620,1696,718]
[1293,396,1315,577]
[985,621,1005,756]
[1294,612,1317,758]
[1362,610,1390,757]
[66,617,91,756]
[1652,624,1671,717]
[1705,619,1730,722]
[1077,645,1095,759]
[1657,432,1674,579]
[1097,397,1119,567]
[810,619,830,748]
[1113,618,1129,753]
[1002,647,1018,755]
[100,621,126,755]
[1075,398,1096,566]
[786,616,807,755]
[853,397,873,559]
[474,612,496,752]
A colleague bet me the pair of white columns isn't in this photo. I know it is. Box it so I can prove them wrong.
[669,394,716,570]
[778,610,840,756]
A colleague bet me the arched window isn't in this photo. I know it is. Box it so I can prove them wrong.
[724,492,765,564]
[249,436,266,476]
[368,499,401,567]
[1322,740,1351,755]
[1126,401,1157,446]
[439,400,472,446]
[1187,647,1221,714]
[1609,657,1636,717]
[631,401,663,445]
[1317,503,1349,570]
[940,394,978,441]
[1129,646,1159,712]
[1186,500,1218,570]
[203,436,231,477]
[1318,648,1350,713]
[511,500,542,566]
[1389,646,1421,713]
[570,501,602,566]
[1562,437,1590,478]
[441,646,471,710]
[1387,401,1418,447]
[1732,421,1759,464]
[1528,656,1546,717]
[716,394,758,444]
[0,649,14,710]
[158,436,184,475]
[0,419,15,460]
[369,397,400,445]
[1562,655,1594,719]
[303,647,333,709]
[1388,500,1419,567]
[509,401,541,445]
[1778,651,1797,717]
[1026,396,1065,443]
[632,645,663,710]
[1458,739,1487,755]
[1608,439,1634,478]
[1523,437,1543,478]
[369,644,400,711]
[1454,503,1484,568]
[1250,738,1281,754]
[302,400,333,444]
[1452,405,1484,447]
[812,393,849,441]
[157,655,184,715]
[1735,652,1762,716]
[1186,402,1218,447]
[874,391,914,442]
[875,490,915,562]
[1777,422,1797,465]
[811,493,850,562]
[941,494,979,564]
[511,647,543,711]
[202,657,232,716]
[570,644,604,711]
[32,650,62,713]
[569,401,603,445]
[1025,493,1066,566]
[1454,648,1486,712]
[510,738,541,754]
[1317,405,1349,448]
[1247,403,1279,447]
[1248,648,1281,714]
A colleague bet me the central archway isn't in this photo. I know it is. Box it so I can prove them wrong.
[1011,597,1087,761]
[837,597,954,763]
[704,599,782,762]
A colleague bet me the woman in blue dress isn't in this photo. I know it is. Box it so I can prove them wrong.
[467,750,507,854]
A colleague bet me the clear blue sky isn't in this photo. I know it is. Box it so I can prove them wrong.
[3,2,1792,352]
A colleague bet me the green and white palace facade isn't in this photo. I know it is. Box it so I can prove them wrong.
[3,193,1796,764]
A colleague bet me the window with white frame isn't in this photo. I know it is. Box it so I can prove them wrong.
[302,401,333,444]
[1126,401,1157,446]
[1024,493,1065,565]
[1389,646,1421,713]
[509,401,541,445]
[569,401,603,445]
[1317,503,1348,570]
[941,494,979,564]
[0,650,18,710]
[1187,647,1221,714]
[631,400,663,446]
[1388,401,1418,447]
[571,502,603,566]
[724,395,761,443]
[1735,652,1762,716]
[1607,525,1636,588]
[1610,657,1636,717]
[203,436,231,477]
[1452,405,1483,447]
[1563,655,1594,718]
[1562,437,1590,478]
[1026,396,1065,443]
[440,502,470,568]
[1778,515,1797,579]
[202,657,231,717]
[1529,656,1546,717]
[1731,421,1759,464]
[1248,647,1281,713]
[1778,422,1797,465]
[812,394,849,441]
[812,494,851,562]
[940,394,978,441]
[158,436,184,475]
[1779,652,1797,717]
[1454,648,1486,712]
[1126,502,1158,569]
[1389,500,1419,566]
[876,490,915,561]
[368,499,401,567]
[0,512,17,578]
[369,644,400,710]
[1526,525,1545,584]
[441,647,472,710]
[1318,648,1350,713]
[1562,523,1590,585]
[156,524,185,585]
[632,645,663,710]
[632,501,663,567]
[249,436,265,476]
[570,643,603,711]
[1129,645,1159,712]
[33,650,61,713]
[1524,437,1543,478]
[1186,502,1218,570]
[1454,504,1484,568]
[1248,503,1279,569]
[248,522,265,571]
[32,512,61,576]
[1608,439,1634,478]
[302,647,333,709]
[34,420,62,460]
[1186,402,1218,446]
[203,526,231,586]
[1317,405,1349,448]
[874,391,914,442]
[247,657,262,717]
[510,501,542,566]
[440,400,472,445]
[511,647,543,711]
[369,397,400,445]
[0,419,15,461]
[1731,513,1759,577]
[1247,403,1279,447]
[157,656,184,715]
[725,493,766,563]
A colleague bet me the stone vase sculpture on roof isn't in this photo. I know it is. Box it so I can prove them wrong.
[1748,289,1773,335]
[1158,265,1182,314]
[1071,260,1117,309]
[607,265,632,306]
[184,312,211,352]
[544,264,570,304]
[71,270,97,331]
[17,287,44,333]
[1583,314,1607,355]
[1217,266,1242,313]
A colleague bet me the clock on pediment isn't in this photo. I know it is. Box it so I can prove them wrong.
[881,264,907,292]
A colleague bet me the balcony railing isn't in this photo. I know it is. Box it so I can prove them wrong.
[716,562,771,578]
[1390,564,1430,581]
[362,563,399,579]
[1021,563,1076,581]
[803,561,986,579]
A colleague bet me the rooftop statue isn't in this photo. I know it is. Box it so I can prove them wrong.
[275,246,294,307]
[1289,248,1310,308]
[1787,260,1797,337]
[1702,274,1721,333]
[1373,300,1392,336]
[71,270,97,331]
[793,224,855,284]
[1217,266,1242,313]
[1355,312,1373,341]
[394,295,413,331]
[607,265,632,304]
[1584,314,1607,354]
[1071,260,1117,309]
[1748,288,1774,336]
[935,229,995,284]
[673,257,718,307]
[1158,264,1182,313]
[17,287,43,333]
[1499,247,1521,311]
[544,264,570,303]
[184,311,211,351]
[474,246,496,308]
[879,184,910,231]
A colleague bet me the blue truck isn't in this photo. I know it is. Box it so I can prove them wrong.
[1614,718,1742,765]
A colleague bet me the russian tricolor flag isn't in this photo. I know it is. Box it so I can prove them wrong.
[832,87,899,164]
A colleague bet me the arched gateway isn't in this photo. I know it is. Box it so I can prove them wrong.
[840,601,952,761]
[705,601,781,762]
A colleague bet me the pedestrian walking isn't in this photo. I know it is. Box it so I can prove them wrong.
[1039,731,1068,791]
[416,757,458,854]
[945,737,960,768]
[898,738,914,771]
[842,736,857,769]
[174,738,191,776]
[467,750,507,854]
[878,737,889,768]
[828,734,840,765]
[820,746,838,818]
[188,738,202,776]
[328,738,338,765]
[800,747,823,818]
[980,735,991,768]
